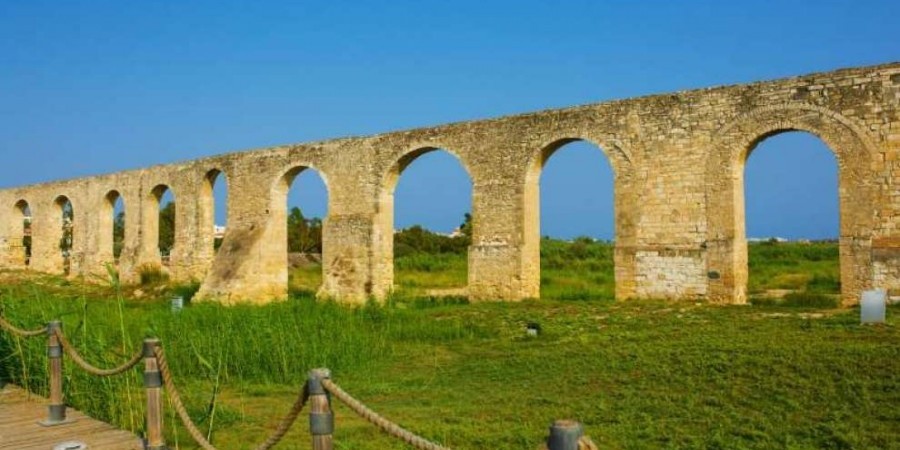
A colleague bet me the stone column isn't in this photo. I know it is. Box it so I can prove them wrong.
[29,197,65,274]
[469,178,535,301]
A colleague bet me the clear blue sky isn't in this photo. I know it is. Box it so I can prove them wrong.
[1,1,896,239]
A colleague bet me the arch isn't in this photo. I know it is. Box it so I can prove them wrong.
[271,164,331,296]
[375,145,474,296]
[381,145,474,195]
[706,104,877,304]
[202,168,228,253]
[522,137,626,299]
[101,190,125,265]
[147,184,176,265]
[13,199,31,267]
[54,195,74,274]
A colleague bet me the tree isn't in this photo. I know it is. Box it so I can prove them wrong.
[287,207,323,253]
[113,211,125,258]
[59,201,73,254]
[159,202,176,256]
[459,212,473,240]
[22,217,31,263]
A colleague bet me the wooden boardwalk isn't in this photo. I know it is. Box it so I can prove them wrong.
[0,384,141,450]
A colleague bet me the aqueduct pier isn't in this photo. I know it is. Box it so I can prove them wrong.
[1,62,898,305]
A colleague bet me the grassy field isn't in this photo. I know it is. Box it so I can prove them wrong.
[2,241,895,449]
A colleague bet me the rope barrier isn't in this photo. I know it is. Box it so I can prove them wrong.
[54,328,144,377]
[321,378,450,450]
[4,316,572,449]
[154,345,311,450]
[0,315,46,338]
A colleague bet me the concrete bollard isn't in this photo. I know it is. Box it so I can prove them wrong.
[308,368,334,450]
[861,289,887,324]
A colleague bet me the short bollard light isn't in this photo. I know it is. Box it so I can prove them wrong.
[526,321,542,337]
[861,289,887,324]
[547,420,584,450]
[170,296,184,313]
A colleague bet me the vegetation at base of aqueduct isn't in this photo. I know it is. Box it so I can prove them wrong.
[292,234,843,304]
[1,240,895,449]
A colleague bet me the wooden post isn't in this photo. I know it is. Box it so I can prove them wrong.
[308,368,334,450]
[143,339,167,450]
[39,320,67,426]
[547,420,583,450]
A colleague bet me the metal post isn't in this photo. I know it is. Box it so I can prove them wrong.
[39,320,67,426]
[143,339,167,450]
[547,420,584,450]
[308,368,334,450]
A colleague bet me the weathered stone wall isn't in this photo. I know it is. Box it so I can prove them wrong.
[1,62,897,305]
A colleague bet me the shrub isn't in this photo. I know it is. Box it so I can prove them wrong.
[139,264,169,285]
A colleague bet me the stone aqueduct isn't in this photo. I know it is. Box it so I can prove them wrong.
[1,62,898,305]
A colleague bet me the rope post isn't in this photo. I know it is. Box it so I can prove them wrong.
[39,320,67,426]
[143,339,167,450]
[308,368,334,450]
[547,420,584,450]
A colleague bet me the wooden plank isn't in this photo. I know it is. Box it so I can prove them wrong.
[0,385,142,450]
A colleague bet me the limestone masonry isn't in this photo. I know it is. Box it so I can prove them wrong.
[2,62,899,305]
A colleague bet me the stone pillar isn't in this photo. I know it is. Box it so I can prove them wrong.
[29,197,65,274]
[469,178,534,301]
[319,213,378,303]
[136,185,164,276]
[194,164,287,304]
[116,190,143,285]
[0,196,27,269]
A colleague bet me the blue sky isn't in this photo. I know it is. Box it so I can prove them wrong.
[1,1,896,239]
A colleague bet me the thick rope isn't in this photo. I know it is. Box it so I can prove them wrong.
[154,345,310,450]
[54,328,143,376]
[321,378,450,450]
[0,315,46,338]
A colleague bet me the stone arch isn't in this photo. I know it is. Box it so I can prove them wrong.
[201,168,228,254]
[270,163,331,295]
[100,190,124,265]
[705,104,877,305]
[53,195,74,275]
[374,145,474,296]
[12,199,31,267]
[521,136,638,299]
[145,184,176,267]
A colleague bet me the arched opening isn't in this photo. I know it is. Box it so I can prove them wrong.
[275,166,328,296]
[13,200,31,267]
[102,190,125,266]
[707,106,873,305]
[151,185,175,266]
[387,148,472,298]
[743,131,841,305]
[204,170,228,253]
[54,196,73,275]
[526,139,616,300]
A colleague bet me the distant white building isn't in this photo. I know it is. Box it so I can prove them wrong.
[214,225,227,239]
[748,237,788,243]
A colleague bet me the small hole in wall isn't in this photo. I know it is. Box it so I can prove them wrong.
[707,271,721,280]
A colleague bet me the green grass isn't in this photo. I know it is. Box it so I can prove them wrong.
[2,241,886,449]
[748,241,840,293]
